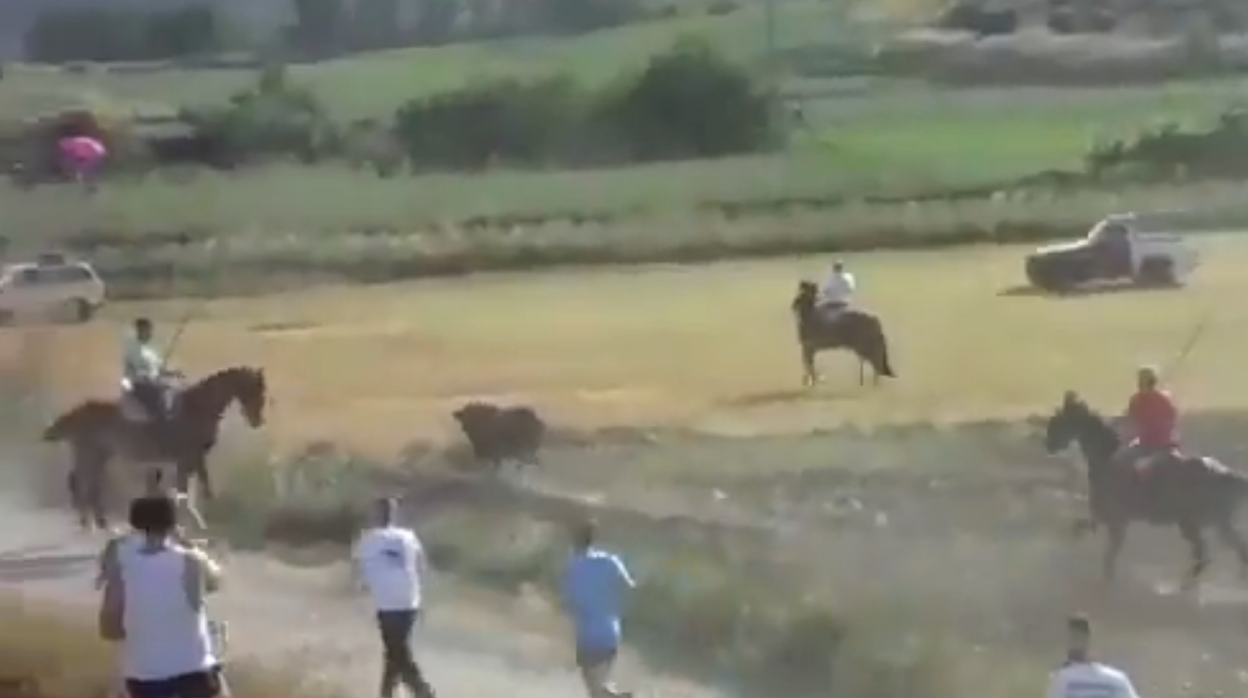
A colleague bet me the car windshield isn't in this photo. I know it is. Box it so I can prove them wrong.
[1089,220,1129,243]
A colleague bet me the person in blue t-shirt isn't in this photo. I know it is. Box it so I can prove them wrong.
[560,519,636,698]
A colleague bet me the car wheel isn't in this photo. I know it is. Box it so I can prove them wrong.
[1137,257,1175,286]
[1027,261,1073,293]
[72,299,95,323]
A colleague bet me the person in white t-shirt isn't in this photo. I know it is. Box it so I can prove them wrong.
[353,497,435,698]
[98,494,225,698]
[1046,614,1142,698]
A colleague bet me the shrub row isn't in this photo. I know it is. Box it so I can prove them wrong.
[5,39,776,180]
[1086,108,1248,181]
[222,38,779,171]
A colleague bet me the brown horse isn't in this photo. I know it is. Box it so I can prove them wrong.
[1045,391,1248,590]
[42,366,267,531]
[791,280,895,387]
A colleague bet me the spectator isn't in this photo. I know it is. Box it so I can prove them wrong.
[353,497,435,698]
[1046,613,1142,698]
[95,468,207,590]
[560,519,636,698]
[98,494,225,698]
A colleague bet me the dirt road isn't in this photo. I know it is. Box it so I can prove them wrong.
[0,490,722,698]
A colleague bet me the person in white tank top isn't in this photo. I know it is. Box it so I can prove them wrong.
[99,494,226,698]
[95,469,207,590]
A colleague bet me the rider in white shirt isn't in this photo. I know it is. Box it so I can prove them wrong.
[819,260,856,318]
[123,317,170,423]
[1046,615,1141,698]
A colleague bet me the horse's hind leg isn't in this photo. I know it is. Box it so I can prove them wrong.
[1213,518,1248,580]
[1102,520,1127,582]
[1178,518,1210,591]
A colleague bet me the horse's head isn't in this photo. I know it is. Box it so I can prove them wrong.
[792,280,818,315]
[210,366,267,428]
[1045,390,1083,454]
[1046,389,1111,455]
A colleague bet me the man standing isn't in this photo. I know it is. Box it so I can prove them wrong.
[819,259,856,320]
[123,317,170,425]
[560,519,636,698]
[353,497,435,698]
[98,494,226,698]
[1118,365,1179,473]
[1046,614,1142,698]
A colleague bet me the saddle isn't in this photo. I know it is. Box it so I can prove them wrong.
[119,373,186,424]
[816,300,851,324]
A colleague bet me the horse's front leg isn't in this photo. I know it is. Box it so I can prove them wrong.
[801,346,818,387]
[1179,519,1210,591]
[178,453,213,501]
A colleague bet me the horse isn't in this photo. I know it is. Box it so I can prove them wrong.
[791,280,895,387]
[1044,390,1248,590]
[42,366,267,531]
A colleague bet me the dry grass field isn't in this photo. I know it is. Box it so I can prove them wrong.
[10,231,1248,457]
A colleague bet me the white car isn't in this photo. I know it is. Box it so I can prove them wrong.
[0,256,106,324]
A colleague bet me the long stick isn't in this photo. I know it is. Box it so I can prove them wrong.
[1162,299,1217,384]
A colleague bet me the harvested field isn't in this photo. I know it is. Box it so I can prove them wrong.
[13,232,1248,457]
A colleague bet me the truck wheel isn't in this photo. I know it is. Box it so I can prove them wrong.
[1137,258,1175,286]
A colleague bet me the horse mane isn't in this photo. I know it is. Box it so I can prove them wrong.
[792,280,817,312]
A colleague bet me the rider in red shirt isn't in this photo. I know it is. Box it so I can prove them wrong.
[1118,365,1179,472]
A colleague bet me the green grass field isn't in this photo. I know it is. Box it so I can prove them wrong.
[4,1,1248,223]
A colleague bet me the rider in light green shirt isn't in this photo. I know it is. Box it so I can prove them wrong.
[122,317,169,423]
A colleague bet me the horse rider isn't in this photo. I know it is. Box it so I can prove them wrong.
[123,317,174,426]
[818,259,856,321]
[1115,364,1179,474]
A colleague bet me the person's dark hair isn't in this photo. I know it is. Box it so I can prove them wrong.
[374,496,398,525]
[573,518,597,549]
[129,495,176,535]
[1067,613,1091,635]
[134,317,152,332]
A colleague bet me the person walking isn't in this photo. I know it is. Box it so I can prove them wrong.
[1046,614,1142,698]
[353,497,435,698]
[560,519,636,698]
[98,494,226,698]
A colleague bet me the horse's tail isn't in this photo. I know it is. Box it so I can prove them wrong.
[861,315,896,378]
[42,403,101,442]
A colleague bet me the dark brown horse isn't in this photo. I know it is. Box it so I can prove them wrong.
[1045,391,1248,590]
[791,280,895,387]
[42,366,267,530]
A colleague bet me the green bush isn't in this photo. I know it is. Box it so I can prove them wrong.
[393,76,583,170]
[390,39,778,170]
[593,37,779,161]
[184,65,339,164]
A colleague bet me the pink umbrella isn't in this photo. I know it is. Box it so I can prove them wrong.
[57,135,107,181]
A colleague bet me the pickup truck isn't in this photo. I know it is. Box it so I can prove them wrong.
[1024,213,1200,293]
